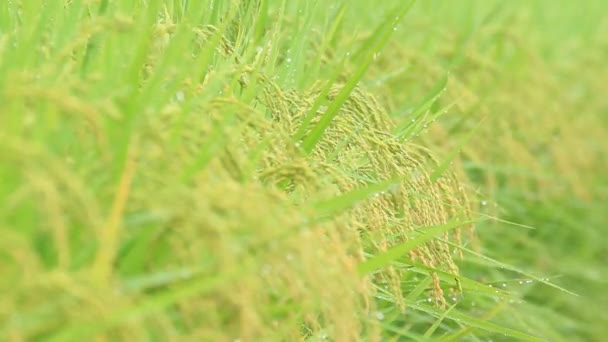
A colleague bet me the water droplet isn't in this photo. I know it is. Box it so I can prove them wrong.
[175,91,185,102]
[481,200,488,206]
[286,57,292,63]
[501,283,507,288]
[375,311,385,320]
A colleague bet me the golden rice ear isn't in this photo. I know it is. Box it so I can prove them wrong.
[253,75,474,309]
[124,150,376,340]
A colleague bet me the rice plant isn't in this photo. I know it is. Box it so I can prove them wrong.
[1,0,606,341]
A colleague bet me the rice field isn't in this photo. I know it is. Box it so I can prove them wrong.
[0,0,606,341]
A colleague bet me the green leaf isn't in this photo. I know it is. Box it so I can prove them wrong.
[424,303,458,338]
[394,74,449,141]
[449,241,579,297]
[380,322,434,341]
[358,217,476,275]
[405,301,545,342]
[312,178,403,219]
[300,0,416,153]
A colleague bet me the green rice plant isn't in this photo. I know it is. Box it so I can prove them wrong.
[1,0,606,341]
[0,0,476,340]
[364,1,608,340]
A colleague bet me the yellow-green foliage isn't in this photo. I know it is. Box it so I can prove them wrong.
[368,3,608,201]
[0,16,472,341]
[257,78,474,308]
[364,2,608,339]
[2,0,607,340]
